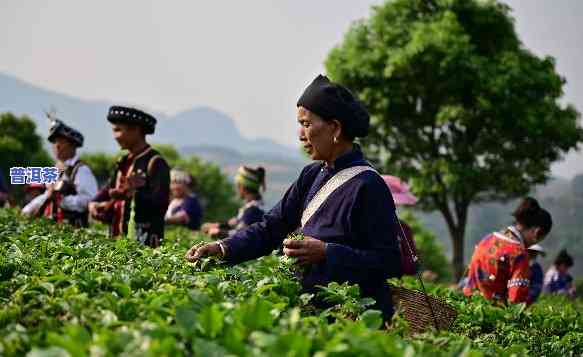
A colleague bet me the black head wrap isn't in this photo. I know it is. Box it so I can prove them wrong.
[297,75,370,139]
[107,106,157,135]
[48,119,84,147]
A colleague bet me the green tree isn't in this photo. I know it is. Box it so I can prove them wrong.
[0,113,53,203]
[152,144,181,165]
[326,0,583,279]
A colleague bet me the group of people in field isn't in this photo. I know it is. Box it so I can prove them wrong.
[9,105,267,248]
[1,74,577,325]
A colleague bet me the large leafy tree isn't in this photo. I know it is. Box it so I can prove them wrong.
[326,0,583,279]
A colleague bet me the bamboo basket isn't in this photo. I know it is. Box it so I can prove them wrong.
[391,284,457,334]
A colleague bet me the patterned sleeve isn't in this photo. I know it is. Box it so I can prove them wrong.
[507,252,530,304]
[92,163,118,202]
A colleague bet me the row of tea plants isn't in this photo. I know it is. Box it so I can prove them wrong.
[0,209,581,356]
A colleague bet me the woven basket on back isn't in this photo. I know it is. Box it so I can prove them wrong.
[391,285,457,334]
[390,208,458,334]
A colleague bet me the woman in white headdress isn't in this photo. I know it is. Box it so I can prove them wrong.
[165,168,203,230]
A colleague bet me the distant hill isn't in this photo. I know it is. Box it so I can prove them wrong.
[157,107,299,160]
[0,72,302,161]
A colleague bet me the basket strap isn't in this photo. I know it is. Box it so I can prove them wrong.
[394,208,440,330]
[301,166,375,228]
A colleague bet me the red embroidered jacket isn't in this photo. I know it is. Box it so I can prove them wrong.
[463,228,530,304]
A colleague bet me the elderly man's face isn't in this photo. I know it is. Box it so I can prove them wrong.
[297,107,338,161]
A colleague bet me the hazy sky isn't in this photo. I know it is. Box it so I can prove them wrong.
[1,0,581,177]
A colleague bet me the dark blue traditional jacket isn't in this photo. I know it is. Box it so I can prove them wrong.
[222,147,402,320]
[528,261,544,303]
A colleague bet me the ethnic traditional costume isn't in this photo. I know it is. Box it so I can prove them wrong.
[22,120,97,227]
[231,199,264,231]
[528,261,544,304]
[526,244,545,304]
[231,166,266,229]
[222,148,402,320]
[212,166,266,238]
[543,250,575,298]
[463,226,530,304]
[166,194,203,230]
[92,106,170,248]
[543,267,575,297]
[218,75,402,321]
[165,169,203,230]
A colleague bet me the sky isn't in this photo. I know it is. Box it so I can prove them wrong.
[0,0,581,178]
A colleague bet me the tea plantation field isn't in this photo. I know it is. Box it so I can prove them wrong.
[0,210,581,356]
